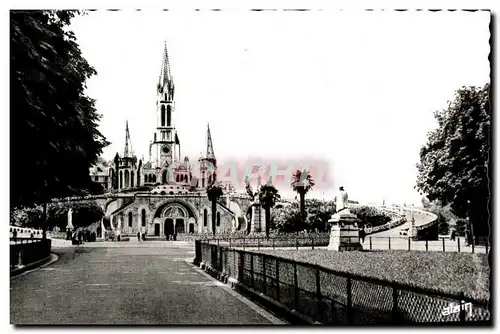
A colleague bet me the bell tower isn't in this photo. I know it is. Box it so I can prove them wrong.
[151,42,181,183]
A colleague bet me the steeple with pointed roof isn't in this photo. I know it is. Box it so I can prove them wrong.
[206,123,215,160]
[158,41,175,101]
[123,120,134,158]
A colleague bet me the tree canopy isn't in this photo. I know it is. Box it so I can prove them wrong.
[415,84,490,236]
[11,10,109,208]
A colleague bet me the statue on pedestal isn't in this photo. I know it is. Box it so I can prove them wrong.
[334,186,349,214]
[328,186,362,251]
[66,208,74,231]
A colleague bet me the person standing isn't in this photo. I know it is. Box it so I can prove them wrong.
[359,227,366,243]
[137,231,141,241]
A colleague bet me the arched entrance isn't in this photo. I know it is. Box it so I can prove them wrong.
[162,204,187,235]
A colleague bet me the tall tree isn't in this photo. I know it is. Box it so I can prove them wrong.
[257,182,281,238]
[11,10,109,210]
[291,169,315,233]
[206,181,224,235]
[416,84,490,238]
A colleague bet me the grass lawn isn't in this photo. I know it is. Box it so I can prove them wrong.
[254,249,490,302]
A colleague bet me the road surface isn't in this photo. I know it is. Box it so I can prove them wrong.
[10,241,284,325]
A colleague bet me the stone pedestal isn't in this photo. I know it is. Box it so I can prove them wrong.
[328,210,363,251]
[250,204,266,233]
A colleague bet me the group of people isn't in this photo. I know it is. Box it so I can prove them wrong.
[136,231,146,241]
[72,229,97,245]
[166,233,177,241]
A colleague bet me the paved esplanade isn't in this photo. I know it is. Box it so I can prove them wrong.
[10,242,281,325]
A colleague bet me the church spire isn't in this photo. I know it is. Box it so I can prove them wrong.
[206,123,215,160]
[124,120,133,157]
[158,41,175,100]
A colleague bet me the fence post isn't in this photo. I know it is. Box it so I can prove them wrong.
[250,253,255,288]
[457,237,461,253]
[296,237,298,250]
[316,266,322,319]
[459,292,466,323]
[346,275,352,324]
[388,237,391,250]
[442,237,445,252]
[217,247,225,274]
[472,236,475,253]
[408,237,411,251]
[312,237,315,250]
[262,254,267,295]
[392,286,399,322]
[486,240,489,254]
[229,238,232,249]
[276,258,280,303]
[425,238,428,252]
[369,237,372,250]
[294,262,299,311]
[238,251,244,282]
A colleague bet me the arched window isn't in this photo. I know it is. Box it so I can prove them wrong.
[217,212,221,226]
[161,105,166,127]
[153,175,157,183]
[167,105,171,126]
[141,209,146,227]
[184,174,188,182]
[204,209,208,227]
[162,171,168,184]
[128,212,133,227]
[131,171,135,188]
[144,175,148,184]
[165,93,168,101]
[176,174,180,183]
[125,170,130,188]
[119,171,123,189]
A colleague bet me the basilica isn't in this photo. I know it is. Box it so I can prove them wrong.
[88,43,251,238]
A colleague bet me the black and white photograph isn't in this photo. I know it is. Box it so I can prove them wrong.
[5,2,494,327]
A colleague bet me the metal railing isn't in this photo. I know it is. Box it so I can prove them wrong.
[362,236,490,254]
[196,241,490,324]
[197,234,489,254]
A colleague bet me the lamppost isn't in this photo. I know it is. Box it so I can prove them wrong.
[410,204,415,238]
[467,200,474,248]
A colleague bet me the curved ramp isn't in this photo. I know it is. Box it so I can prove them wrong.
[368,206,437,237]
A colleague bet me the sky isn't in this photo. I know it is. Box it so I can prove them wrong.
[69,9,490,205]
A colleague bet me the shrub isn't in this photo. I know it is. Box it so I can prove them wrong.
[10,205,44,228]
[350,206,391,228]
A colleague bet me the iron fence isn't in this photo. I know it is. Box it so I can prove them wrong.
[198,234,489,254]
[196,241,490,324]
